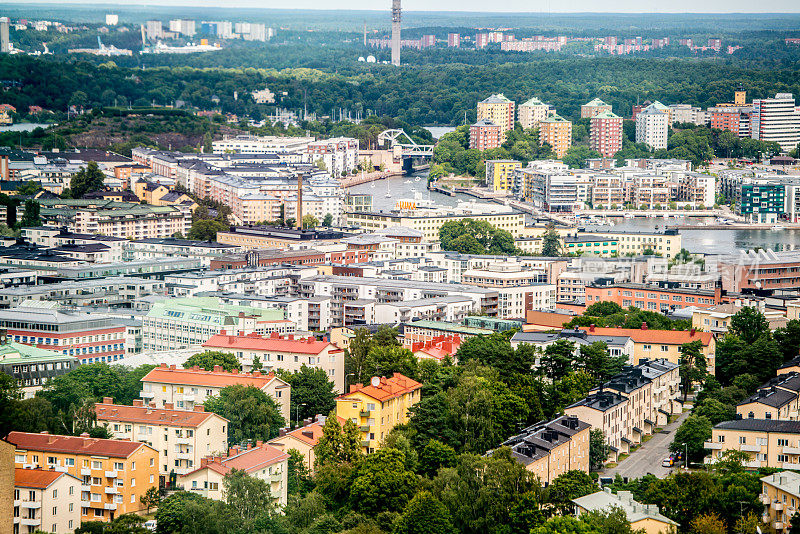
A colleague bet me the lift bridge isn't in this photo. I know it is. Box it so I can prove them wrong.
[377,129,434,172]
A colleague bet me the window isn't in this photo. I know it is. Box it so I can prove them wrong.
[718,435,725,443]
[739,436,746,444]
[779,439,790,447]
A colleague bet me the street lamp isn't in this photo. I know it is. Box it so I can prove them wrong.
[682,442,688,469]
[295,403,307,428]
[344,373,355,393]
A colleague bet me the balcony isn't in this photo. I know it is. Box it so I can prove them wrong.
[270,473,283,483]
[176,452,192,460]
[104,487,118,494]
[182,394,195,402]
[784,446,800,455]
[774,522,784,530]
[761,494,771,505]
[774,502,785,511]
[360,440,370,448]
[104,470,118,478]
[175,437,192,445]
[739,444,761,452]
[19,501,41,509]
[81,468,91,476]
[704,441,723,450]
[763,514,771,524]
[359,410,371,417]
[80,500,91,508]
[783,462,799,470]
[104,503,118,511]
[745,460,761,468]
[140,390,155,398]
[20,518,41,527]
[81,483,91,491]
[359,425,370,432]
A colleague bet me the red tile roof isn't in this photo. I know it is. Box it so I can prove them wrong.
[141,364,286,389]
[182,443,288,477]
[7,431,150,458]
[579,326,714,345]
[338,373,422,402]
[95,401,227,428]
[268,416,346,448]
[203,332,342,355]
[14,468,76,489]
[412,335,461,361]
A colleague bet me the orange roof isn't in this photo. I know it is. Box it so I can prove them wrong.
[182,443,288,477]
[579,326,713,345]
[203,332,341,355]
[141,364,286,389]
[14,468,76,489]
[412,335,461,360]
[338,373,422,402]
[268,416,347,448]
[95,401,227,428]
[7,431,150,458]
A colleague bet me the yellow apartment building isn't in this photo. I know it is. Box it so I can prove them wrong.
[761,471,800,532]
[705,419,800,470]
[573,489,678,534]
[477,94,516,136]
[485,160,522,193]
[95,398,229,482]
[7,431,158,523]
[336,373,422,453]
[539,114,573,159]
[268,415,346,471]
[14,468,82,534]
[736,373,800,421]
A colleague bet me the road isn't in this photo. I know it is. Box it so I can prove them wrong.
[603,410,690,480]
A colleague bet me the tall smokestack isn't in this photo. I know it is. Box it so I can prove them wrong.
[363,22,367,47]
[296,173,303,230]
[0,18,10,54]
[391,0,401,66]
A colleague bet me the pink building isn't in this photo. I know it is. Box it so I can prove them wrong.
[590,111,623,158]
[469,119,501,150]
[448,33,461,47]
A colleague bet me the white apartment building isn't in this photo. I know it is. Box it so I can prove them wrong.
[14,468,82,534]
[305,137,359,177]
[751,93,800,153]
[518,97,552,129]
[635,105,669,150]
[140,364,291,422]
[211,135,315,155]
[374,296,475,324]
[96,398,228,477]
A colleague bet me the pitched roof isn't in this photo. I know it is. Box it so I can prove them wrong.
[7,431,150,458]
[573,490,678,526]
[584,98,609,107]
[578,326,713,346]
[480,94,513,104]
[182,443,288,477]
[95,401,227,428]
[738,387,796,409]
[338,373,422,402]
[141,364,286,390]
[203,332,340,355]
[14,468,78,489]
[268,416,347,448]
[715,419,800,434]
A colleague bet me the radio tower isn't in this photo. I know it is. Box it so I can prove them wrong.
[391,0,401,66]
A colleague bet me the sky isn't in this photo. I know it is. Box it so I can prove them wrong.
[9,0,800,13]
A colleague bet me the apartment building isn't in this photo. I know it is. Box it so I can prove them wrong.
[635,106,669,150]
[142,297,290,351]
[565,391,630,461]
[374,296,475,324]
[705,419,800,470]
[7,432,158,523]
[578,324,716,374]
[305,137,359,177]
[141,364,291,422]
[336,374,422,453]
[0,304,127,364]
[630,174,670,207]
[485,160,522,193]
[477,94,515,136]
[736,373,800,420]
[0,340,77,399]
[585,228,681,257]
[210,135,314,155]
[581,98,613,119]
[715,249,800,294]
[677,173,715,207]
[590,175,625,208]
[562,234,620,256]
[590,111,623,158]
[573,489,678,534]
[95,398,229,480]
[180,442,288,508]
[492,415,590,485]
[539,114,573,158]
[469,119,502,150]
[14,468,82,534]
[761,471,800,532]
[518,97,551,130]
[201,331,346,392]
[521,169,580,212]
[751,93,800,153]
[401,320,492,347]
[0,277,164,309]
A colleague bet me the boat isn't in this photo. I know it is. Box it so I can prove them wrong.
[771,225,783,231]
[415,177,421,182]
[624,213,634,219]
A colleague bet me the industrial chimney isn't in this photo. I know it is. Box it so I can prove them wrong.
[296,173,303,230]
[391,0,401,66]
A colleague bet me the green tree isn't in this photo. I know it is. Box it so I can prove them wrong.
[204,385,285,445]
[670,415,712,464]
[541,222,561,257]
[287,448,314,496]
[188,218,228,241]
[322,213,333,227]
[183,350,241,372]
[363,345,419,382]
[302,214,319,229]
[141,486,161,514]
[774,319,800,362]
[418,439,458,478]
[70,161,106,198]
[541,339,577,381]
[279,365,336,423]
[548,470,598,514]
[693,398,735,425]
[315,413,362,466]
[689,512,726,534]
[562,145,601,169]
[224,468,275,526]
[350,448,418,515]
[679,340,707,403]
[584,301,625,317]
[16,180,40,196]
[729,306,770,345]
[589,428,608,470]
[439,219,517,255]
[579,341,626,383]
[19,199,42,228]
[394,491,456,534]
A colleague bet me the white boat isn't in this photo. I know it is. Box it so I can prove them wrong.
[624,213,634,219]
[771,225,783,231]
[415,177,421,182]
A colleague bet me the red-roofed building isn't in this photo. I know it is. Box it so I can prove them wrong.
[14,468,81,534]
[579,324,716,374]
[140,363,291,422]
[180,442,288,506]
[411,335,461,361]
[0,104,16,112]
[7,431,158,523]
[336,373,422,453]
[202,331,346,393]
[95,398,229,480]
[268,414,347,471]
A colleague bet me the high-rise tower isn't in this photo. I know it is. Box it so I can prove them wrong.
[391,0,401,66]
[0,17,10,54]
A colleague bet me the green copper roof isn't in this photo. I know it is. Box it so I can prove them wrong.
[584,98,609,107]
[0,342,74,364]
[146,297,285,325]
[405,320,492,336]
